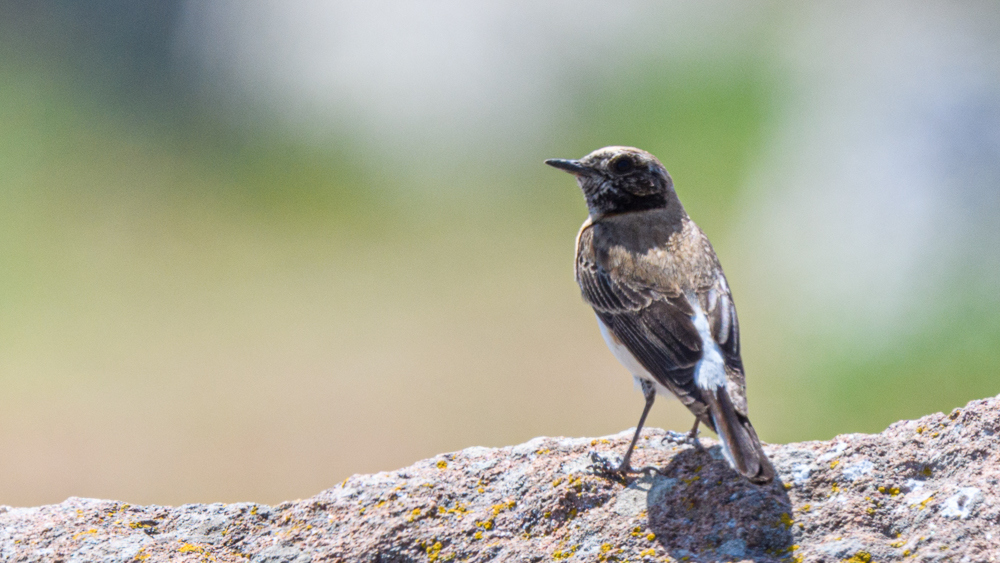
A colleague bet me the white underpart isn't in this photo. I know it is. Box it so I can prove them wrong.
[596,317,675,400]
[686,293,726,390]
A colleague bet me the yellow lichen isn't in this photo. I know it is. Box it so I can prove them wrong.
[492,500,516,516]
[72,529,97,540]
[800,504,811,512]
[783,483,793,490]
[920,466,932,477]
[478,487,485,493]
[436,460,448,469]
[426,541,444,562]
[842,551,872,563]
[646,533,655,541]
[552,478,564,487]
[830,460,840,469]
[544,511,552,518]
[639,548,656,557]
[178,543,204,554]
[919,493,935,510]
[916,426,925,434]
[134,548,151,561]
[631,526,643,537]
[681,476,700,485]
[553,545,579,560]
[778,513,794,529]
[473,531,483,540]
[443,502,469,516]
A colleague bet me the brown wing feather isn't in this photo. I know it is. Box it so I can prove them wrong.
[576,224,708,419]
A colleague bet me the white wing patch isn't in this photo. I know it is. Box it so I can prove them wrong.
[686,293,726,390]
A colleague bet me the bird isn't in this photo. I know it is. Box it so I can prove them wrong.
[545,146,775,485]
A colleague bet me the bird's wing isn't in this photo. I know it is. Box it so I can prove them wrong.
[577,221,773,483]
[575,225,707,416]
[698,276,748,417]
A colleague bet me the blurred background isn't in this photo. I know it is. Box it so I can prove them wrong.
[1,1,998,507]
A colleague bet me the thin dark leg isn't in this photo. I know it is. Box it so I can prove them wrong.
[616,380,656,473]
[688,418,700,439]
[687,418,705,450]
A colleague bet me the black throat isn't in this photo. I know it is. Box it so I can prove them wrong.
[588,189,669,218]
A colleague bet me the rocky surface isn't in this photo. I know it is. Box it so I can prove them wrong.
[3,396,1000,563]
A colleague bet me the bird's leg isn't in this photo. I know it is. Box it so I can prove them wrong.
[591,380,656,476]
[687,418,705,451]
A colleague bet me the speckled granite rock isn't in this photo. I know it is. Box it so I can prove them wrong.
[3,395,999,563]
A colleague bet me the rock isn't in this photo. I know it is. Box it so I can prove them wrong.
[2,395,1000,562]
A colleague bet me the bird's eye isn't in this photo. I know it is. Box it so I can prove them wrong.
[612,156,634,173]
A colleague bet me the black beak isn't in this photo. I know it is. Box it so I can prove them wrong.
[545,158,588,175]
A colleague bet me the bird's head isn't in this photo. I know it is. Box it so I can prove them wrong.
[545,146,676,218]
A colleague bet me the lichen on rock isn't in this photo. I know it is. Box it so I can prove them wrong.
[2,395,1000,562]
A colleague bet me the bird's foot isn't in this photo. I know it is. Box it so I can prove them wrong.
[660,429,704,451]
[590,452,667,481]
[588,451,662,480]
[588,451,630,478]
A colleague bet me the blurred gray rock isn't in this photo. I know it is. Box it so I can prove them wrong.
[2,395,1000,562]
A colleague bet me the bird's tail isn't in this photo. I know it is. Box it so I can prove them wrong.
[703,388,775,485]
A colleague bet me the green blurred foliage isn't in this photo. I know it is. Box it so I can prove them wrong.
[0,13,997,506]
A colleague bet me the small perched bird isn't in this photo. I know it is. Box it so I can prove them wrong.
[546,146,774,485]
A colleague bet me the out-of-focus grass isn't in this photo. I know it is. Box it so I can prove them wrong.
[0,51,777,506]
[2,40,997,507]
[761,301,1000,443]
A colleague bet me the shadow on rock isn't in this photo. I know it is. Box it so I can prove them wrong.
[626,444,794,562]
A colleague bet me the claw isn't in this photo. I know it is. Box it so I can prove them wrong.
[660,430,704,450]
[588,451,630,476]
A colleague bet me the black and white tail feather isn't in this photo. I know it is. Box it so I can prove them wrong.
[703,386,774,485]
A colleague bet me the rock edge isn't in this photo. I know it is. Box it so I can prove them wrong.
[3,395,1000,562]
